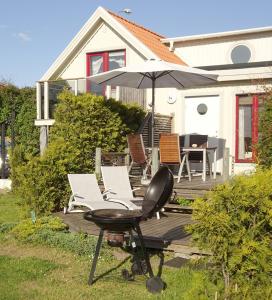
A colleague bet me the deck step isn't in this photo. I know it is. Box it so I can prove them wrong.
[131,184,208,201]
[164,203,193,213]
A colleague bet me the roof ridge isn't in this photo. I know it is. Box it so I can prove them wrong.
[107,9,165,39]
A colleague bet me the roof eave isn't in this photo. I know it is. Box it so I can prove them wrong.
[161,25,272,44]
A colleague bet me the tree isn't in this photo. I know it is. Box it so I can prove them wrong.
[0,84,39,155]
[257,88,272,167]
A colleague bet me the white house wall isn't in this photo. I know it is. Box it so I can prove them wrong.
[173,34,272,67]
[60,22,145,80]
[148,82,266,174]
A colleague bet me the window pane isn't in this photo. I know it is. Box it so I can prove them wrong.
[90,55,104,95]
[238,96,253,160]
[109,51,125,71]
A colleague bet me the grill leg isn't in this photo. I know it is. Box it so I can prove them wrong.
[129,230,144,275]
[134,223,154,278]
[88,229,104,285]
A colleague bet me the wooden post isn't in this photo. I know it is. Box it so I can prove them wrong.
[151,147,159,177]
[223,147,230,181]
[36,82,42,120]
[124,148,130,166]
[95,148,101,179]
[74,79,78,96]
[44,81,49,119]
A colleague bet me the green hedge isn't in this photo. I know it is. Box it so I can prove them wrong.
[11,92,145,215]
[189,169,272,298]
[0,85,39,155]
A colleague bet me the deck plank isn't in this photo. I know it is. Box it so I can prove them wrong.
[55,211,201,254]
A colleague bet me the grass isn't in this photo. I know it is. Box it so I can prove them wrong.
[0,192,23,224]
[0,192,221,299]
[0,240,219,300]
[0,255,57,300]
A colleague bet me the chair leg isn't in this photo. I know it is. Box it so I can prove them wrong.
[206,153,212,179]
[185,153,192,181]
[128,162,133,174]
[177,156,186,183]
[143,164,148,180]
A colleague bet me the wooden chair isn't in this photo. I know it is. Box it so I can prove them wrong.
[127,133,150,178]
[189,134,211,177]
[159,133,191,182]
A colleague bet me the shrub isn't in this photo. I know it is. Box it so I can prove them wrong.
[11,216,68,240]
[105,98,145,132]
[257,89,272,167]
[188,169,272,298]
[0,222,17,233]
[23,230,109,257]
[12,92,145,214]
[177,197,192,207]
[9,216,110,257]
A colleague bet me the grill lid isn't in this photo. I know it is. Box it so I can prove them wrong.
[141,166,174,218]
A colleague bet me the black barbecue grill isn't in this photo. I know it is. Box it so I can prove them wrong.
[83,166,174,293]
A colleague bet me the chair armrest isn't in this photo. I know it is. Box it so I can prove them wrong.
[105,197,138,210]
[70,193,81,201]
[102,188,117,199]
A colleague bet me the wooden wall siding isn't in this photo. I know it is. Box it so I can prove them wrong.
[119,87,146,107]
[141,114,173,147]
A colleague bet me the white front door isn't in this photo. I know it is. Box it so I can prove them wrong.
[184,95,221,173]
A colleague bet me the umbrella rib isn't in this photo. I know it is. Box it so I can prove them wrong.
[168,73,185,88]
[94,72,127,85]
[137,73,149,88]
[156,71,172,79]
[140,72,153,79]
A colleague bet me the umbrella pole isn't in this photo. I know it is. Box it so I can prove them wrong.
[151,77,155,148]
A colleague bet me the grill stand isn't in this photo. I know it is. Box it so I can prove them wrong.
[88,224,164,293]
[88,229,104,285]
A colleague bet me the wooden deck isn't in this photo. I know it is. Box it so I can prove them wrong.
[130,174,224,204]
[55,211,205,255]
[58,176,222,255]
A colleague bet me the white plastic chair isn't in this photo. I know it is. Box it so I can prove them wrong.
[65,173,139,213]
[101,166,162,219]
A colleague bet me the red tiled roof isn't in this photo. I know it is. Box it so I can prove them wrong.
[108,10,187,66]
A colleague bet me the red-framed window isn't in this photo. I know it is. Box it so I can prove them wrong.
[235,94,264,163]
[86,50,126,95]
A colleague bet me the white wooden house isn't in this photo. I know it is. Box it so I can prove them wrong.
[36,6,272,175]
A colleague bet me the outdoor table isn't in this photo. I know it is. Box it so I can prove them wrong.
[181,147,217,181]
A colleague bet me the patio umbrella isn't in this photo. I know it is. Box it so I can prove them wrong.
[89,59,218,148]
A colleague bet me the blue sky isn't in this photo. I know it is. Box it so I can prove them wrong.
[1,0,272,87]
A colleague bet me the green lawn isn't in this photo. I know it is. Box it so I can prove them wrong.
[0,193,221,300]
[0,192,23,224]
